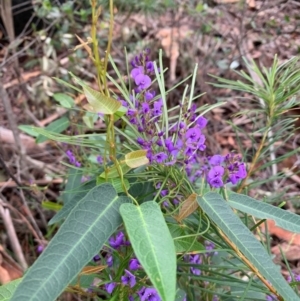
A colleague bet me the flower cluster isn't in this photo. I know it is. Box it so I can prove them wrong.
[122,50,247,189]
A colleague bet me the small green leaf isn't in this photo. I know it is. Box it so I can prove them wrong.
[197,192,300,301]
[120,202,176,301]
[11,184,130,301]
[125,150,149,168]
[0,278,22,301]
[53,93,74,108]
[36,116,70,143]
[228,192,300,233]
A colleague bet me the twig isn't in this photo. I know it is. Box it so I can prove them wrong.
[0,198,28,270]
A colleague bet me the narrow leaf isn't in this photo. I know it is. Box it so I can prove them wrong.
[36,116,70,143]
[197,192,300,301]
[228,192,300,233]
[176,193,198,222]
[120,202,176,301]
[125,150,149,168]
[11,184,130,301]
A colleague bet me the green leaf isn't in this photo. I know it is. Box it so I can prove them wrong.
[0,278,22,301]
[99,162,131,179]
[228,192,300,233]
[62,168,84,205]
[11,184,130,301]
[18,125,39,137]
[73,78,121,114]
[53,93,74,108]
[168,223,204,253]
[36,116,70,143]
[197,192,300,301]
[120,202,176,301]
[125,150,149,168]
[48,179,96,225]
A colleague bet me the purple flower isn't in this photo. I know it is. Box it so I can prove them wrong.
[127,108,137,116]
[208,166,224,180]
[36,245,44,253]
[140,288,161,301]
[154,152,168,163]
[196,116,208,129]
[190,254,202,275]
[135,74,151,90]
[129,258,140,270]
[160,189,168,197]
[137,137,145,146]
[152,99,163,116]
[93,254,101,262]
[145,90,155,101]
[97,155,103,164]
[121,269,136,288]
[209,155,224,166]
[131,66,144,79]
[105,281,116,294]
[212,295,219,301]
[109,231,125,249]
[146,61,154,72]
[186,127,201,143]
[209,176,224,188]
[142,102,150,114]
[106,255,113,267]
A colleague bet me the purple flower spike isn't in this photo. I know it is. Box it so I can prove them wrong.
[135,74,152,90]
[129,258,140,270]
[121,269,136,288]
[141,288,161,301]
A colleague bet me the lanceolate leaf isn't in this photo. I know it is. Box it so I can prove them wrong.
[120,202,176,301]
[197,192,300,301]
[0,278,22,301]
[125,150,149,168]
[176,193,198,222]
[228,192,300,233]
[36,116,70,143]
[48,179,96,225]
[11,184,130,301]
